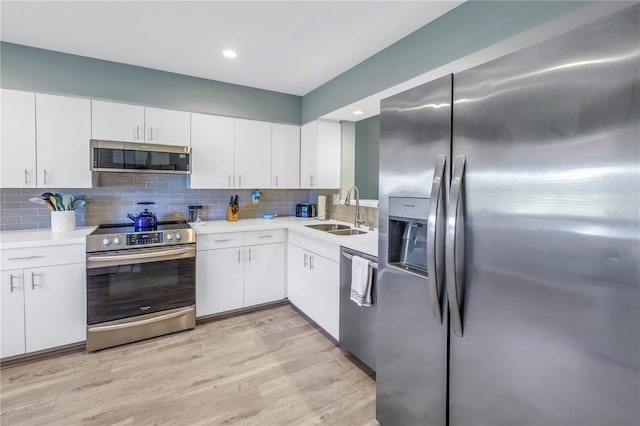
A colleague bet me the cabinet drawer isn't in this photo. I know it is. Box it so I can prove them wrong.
[244,229,285,246]
[1,244,84,270]
[196,232,243,250]
[288,230,339,262]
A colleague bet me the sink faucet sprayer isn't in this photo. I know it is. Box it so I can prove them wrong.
[344,185,361,229]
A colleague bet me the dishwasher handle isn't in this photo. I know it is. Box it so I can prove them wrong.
[341,251,378,270]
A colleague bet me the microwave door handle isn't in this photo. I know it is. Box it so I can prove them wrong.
[446,155,466,338]
[87,246,194,262]
[426,155,446,325]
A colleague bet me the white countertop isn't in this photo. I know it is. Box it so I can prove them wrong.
[0,218,378,257]
[0,226,96,249]
[191,216,378,257]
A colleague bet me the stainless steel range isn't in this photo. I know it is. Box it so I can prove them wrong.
[85,220,196,351]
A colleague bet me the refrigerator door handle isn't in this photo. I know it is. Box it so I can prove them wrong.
[446,155,466,337]
[426,155,446,324]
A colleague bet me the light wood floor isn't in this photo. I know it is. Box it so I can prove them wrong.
[1,305,377,425]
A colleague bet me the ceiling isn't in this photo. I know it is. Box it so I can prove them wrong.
[0,1,461,97]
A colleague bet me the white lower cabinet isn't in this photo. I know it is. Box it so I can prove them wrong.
[196,247,244,316]
[196,230,286,317]
[244,243,285,306]
[1,262,86,358]
[287,242,340,339]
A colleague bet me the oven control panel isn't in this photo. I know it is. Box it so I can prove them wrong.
[126,232,163,246]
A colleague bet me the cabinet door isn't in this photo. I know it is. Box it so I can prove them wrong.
[244,243,285,306]
[144,107,191,146]
[196,247,244,316]
[1,270,26,358]
[190,113,235,188]
[300,121,317,188]
[91,100,145,142]
[286,244,311,314]
[310,253,340,340]
[1,89,36,188]
[271,124,300,188]
[316,120,341,189]
[234,119,271,188]
[36,94,92,188]
[24,263,86,353]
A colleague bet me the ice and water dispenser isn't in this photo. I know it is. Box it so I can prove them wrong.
[387,196,430,276]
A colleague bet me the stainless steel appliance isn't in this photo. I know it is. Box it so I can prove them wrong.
[295,203,317,217]
[339,247,378,371]
[90,139,191,174]
[377,6,639,426]
[85,220,196,351]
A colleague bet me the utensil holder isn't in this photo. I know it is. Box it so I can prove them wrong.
[51,210,76,232]
[227,206,239,222]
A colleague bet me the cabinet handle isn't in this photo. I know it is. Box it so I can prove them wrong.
[24,169,30,185]
[238,249,241,263]
[214,239,230,243]
[228,175,231,188]
[248,249,252,262]
[43,169,49,185]
[275,176,279,187]
[8,255,43,260]
[259,235,273,239]
[304,253,308,268]
[148,126,154,141]
[9,274,21,293]
[309,255,314,270]
[135,126,140,141]
[31,272,42,290]
[310,175,315,187]
[238,175,242,187]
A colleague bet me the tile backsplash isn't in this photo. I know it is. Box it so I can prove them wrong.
[0,173,379,232]
[0,173,331,232]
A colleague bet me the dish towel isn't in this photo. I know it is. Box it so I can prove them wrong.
[350,255,372,307]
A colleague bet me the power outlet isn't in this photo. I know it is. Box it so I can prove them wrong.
[332,194,339,205]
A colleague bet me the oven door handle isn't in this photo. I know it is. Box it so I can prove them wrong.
[87,246,195,262]
[87,307,194,332]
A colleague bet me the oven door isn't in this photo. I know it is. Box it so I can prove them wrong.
[86,244,196,325]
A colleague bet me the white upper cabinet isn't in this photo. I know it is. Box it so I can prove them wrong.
[300,121,318,189]
[316,121,341,188]
[36,93,92,188]
[300,120,341,189]
[91,100,190,146]
[234,119,271,189]
[144,106,191,146]
[190,113,235,189]
[91,100,145,142]
[1,89,36,188]
[271,123,300,189]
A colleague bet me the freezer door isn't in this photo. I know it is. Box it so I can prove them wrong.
[449,5,640,426]
[377,74,451,426]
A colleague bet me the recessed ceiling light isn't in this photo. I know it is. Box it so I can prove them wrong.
[222,49,237,58]
[353,110,364,115]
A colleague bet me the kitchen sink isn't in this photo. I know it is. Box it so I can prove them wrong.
[328,229,368,236]
[305,224,350,231]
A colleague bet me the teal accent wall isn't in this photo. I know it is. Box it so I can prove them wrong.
[0,42,302,124]
[355,116,379,200]
[301,1,591,123]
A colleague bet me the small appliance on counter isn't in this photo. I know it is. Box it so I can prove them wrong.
[317,195,327,220]
[295,203,317,217]
[188,205,203,223]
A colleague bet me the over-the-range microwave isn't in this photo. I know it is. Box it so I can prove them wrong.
[90,139,191,174]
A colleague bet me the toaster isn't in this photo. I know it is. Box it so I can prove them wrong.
[296,203,317,217]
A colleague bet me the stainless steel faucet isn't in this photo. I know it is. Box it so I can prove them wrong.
[344,185,361,228]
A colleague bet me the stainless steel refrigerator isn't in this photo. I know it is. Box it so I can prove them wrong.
[377,5,639,426]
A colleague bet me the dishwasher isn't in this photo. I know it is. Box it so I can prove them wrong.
[339,246,378,372]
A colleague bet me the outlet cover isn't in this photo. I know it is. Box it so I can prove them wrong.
[332,194,339,205]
